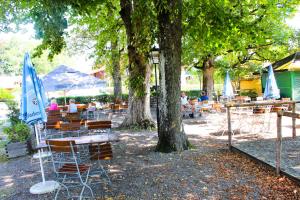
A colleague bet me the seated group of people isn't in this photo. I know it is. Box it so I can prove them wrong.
[181,91,209,118]
[48,98,78,113]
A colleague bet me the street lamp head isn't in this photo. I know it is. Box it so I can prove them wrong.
[150,44,160,64]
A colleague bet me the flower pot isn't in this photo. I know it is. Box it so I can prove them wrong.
[5,140,31,158]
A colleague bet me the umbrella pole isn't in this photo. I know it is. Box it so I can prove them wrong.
[30,124,59,195]
[64,90,67,105]
[34,124,46,183]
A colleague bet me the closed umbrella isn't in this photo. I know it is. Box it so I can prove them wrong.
[263,65,280,99]
[19,53,59,194]
[222,71,234,99]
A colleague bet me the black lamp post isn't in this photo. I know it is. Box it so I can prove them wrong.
[150,46,160,133]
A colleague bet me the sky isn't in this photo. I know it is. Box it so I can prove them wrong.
[0,24,94,73]
[286,7,300,29]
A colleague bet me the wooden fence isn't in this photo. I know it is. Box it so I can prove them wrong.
[225,101,300,176]
[276,111,300,175]
[225,101,300,149]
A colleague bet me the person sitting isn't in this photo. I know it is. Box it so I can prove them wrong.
[181,92,195,118]
[49,98,59,111]
[67,99,78,113]
[181,92,189,111]
[199,91,209,101]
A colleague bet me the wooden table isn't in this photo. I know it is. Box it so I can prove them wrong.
[37,133,119,149]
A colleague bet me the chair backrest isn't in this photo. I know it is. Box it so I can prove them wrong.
[48,110,61,116]
[112,104,120,110]
[66,112,80,122]
[60,122,81,131]
[87,120,112,130]
[46,140,90,176]
[89,142,113,161]
[46,121,61,129]
[46,140,76,153]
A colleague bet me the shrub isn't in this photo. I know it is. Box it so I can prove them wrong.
[0,89,14,101]
[4,123,31,142]
[240,89,258,98]
[56,94,129,105]
[5,100,21,126]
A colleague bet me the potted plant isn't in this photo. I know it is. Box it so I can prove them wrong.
[3,122,32,158]
[3,100,32,158]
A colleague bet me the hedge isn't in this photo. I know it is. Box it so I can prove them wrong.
[56,94,129,105]
[55,90,202,105]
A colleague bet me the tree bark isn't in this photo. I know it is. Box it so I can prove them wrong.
[111,40,122,101]
[202,56,214,100]
[156,0,189,152]
[120,0,154,128]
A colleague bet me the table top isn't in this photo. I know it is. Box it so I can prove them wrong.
[37,133,119,149]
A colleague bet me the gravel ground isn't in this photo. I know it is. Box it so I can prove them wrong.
[1,113,300,200]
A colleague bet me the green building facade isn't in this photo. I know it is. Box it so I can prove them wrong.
[262,71,300,100]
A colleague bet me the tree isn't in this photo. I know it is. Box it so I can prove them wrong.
[155,0,189,152]
[183,0,300,97]
[119,0,156,128]
[0,33,77,75]
[68,1,126,101]
[8,0,156,128]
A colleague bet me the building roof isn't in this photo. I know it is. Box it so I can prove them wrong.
[272,52,300,72]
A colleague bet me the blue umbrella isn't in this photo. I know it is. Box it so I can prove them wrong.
[19,53,58,194]
[37,77,49,108]
[19,53,47,124]
[222,71,234,99]
[263,65,280,99]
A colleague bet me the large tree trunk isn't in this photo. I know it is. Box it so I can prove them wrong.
[156,0,189,152]
[202,57,214,100]
[111,40,122,101]
[120,0,154,128]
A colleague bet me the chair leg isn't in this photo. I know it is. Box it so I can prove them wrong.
[55,175,70,200]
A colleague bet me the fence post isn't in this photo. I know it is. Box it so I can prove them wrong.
[227,106,232,150]
[276,111,282,176]
[292,103,296,139]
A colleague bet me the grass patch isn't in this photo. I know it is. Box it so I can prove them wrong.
[0,140,8,162]
[0,140,8,148]
[0,187,15,199]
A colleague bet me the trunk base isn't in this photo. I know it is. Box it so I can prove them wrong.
[120,118,156,130]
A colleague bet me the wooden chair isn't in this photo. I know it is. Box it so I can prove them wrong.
[66,112,80,122]
[120,104,128,113]
[112,104,121,113]
[46,140,94,200]
[48,110,61,116]
[88,142,113,184]
[46,121,61,130]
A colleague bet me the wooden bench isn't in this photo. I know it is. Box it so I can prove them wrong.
[87,120,112,133]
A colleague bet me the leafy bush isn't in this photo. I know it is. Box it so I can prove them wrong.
[240,89,258,98]
[5,100,21,126]
[183,90,201,99]
[3,100,30,142]
[0,89,14,101]
[3,123,31,142]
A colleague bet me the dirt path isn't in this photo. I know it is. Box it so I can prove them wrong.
[1,122,300,199]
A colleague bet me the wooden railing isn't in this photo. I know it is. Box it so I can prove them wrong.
[225,101,300,176]
[225,101,300,150]
[276,111,300,175]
